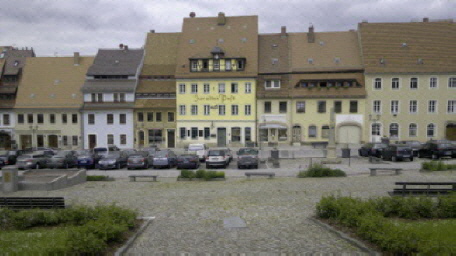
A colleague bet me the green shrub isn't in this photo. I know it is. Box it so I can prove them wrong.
[438,195,456,218]
[66,227,107,254]
[86,175,109,181]
[179,170,195,179]
[299,164,346,178]
[195,169,206,179]
[215,171,225,179]
[422,161,456,171]
[204,171,218,180]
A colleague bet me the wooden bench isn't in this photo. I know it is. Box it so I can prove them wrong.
[245,172,275,179]
[392,182,456,196]
[129,175,158,182]
[0,197,65,210]
[369,168,402,176]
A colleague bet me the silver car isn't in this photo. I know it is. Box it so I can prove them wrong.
[237,148,259,169]
[17,153,49,170]
[206,149,230,168]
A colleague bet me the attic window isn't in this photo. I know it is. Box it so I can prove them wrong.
[272,58,279,65]
[72,94,77,99]
[417,58,424,64]
[29,93,35,99]
[401,43,407,47]
[210,26,215,30]
[114,60,120,64]
[319,41,325,46]
[243,25,247,29]
[379,58,385,64]
[189,39,195,44]
[241,38,247,43]
[0,53,4,59]
[50,94,55,98]
[227,25,231,29]
[334,57,341,64]
[14,61,19,66]
[54,79,60,85]
[271,44,278,48]
[308,58,314,64]
[218,38,224,43]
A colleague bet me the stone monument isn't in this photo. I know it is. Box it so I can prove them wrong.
[322,108,342,164]
[2,166,19,193]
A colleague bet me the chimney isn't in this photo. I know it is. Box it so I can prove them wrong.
[307,25,315,43]
[217,12,226,25]
[150,29,155,33]
[119,43,124,49]
[423,17,429,22]
[281,26,287,37]
[73,52,80,66]
[124,45,129,51]
[190,12,196,18]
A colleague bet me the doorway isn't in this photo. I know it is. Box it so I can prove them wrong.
[0,132,11,149]
[20,135,32,149]
[48,135,58,148]
[217,128,226,147]
[88,134,97,149]
[292,125,301,143]
[446,123,456,140]
[167,129,175,148]
[37,135,44,147]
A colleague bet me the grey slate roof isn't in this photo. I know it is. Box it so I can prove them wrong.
[87,49,144,76]
[81,80,137,93]
[3,48,35,76]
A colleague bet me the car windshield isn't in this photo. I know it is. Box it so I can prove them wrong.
[155,151,170,157]
[56,151,70,157]
[19,154,32,159]
[438,143,452,149]
[374,144,387,148]
[104,152,120,159]
[188,145,204,151]
[144,148,157,154]
[0,150,8,156]
[208,150,224,156]
[94,148,107,153]
[238,148,258,155]
[77,150,91,156]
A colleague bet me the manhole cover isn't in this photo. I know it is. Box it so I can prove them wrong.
[223,216,247,229]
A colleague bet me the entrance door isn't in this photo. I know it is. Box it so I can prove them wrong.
[217,128,226,147]
[292,125,302,143]
[37,135,44,147]
[0,132,11,149]
[446,123,456,140]
[88,135,97,149]
[20,135,32,149]
[167,129,175,148]
[48,135,58,148]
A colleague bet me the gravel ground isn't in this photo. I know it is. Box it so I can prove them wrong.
[2,167,455,254]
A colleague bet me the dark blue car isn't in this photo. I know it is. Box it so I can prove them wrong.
[76,150,96,169]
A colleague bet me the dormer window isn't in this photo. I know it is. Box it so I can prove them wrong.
[265,80,280,89]
[237,59,245,70]
[211,46,225,59]
[191,60,198,71]
[225,59,232,71]
[213,59,220,71]
[14,60,19,67]
[202,60,209,71]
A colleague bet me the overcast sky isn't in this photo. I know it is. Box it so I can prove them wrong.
[1,0,454,56]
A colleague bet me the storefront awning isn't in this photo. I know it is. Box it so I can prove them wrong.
[259,124,287,129]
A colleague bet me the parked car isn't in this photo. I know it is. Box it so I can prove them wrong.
[122,149,137,157]
[176,154,200,169]
[0,158,5,169]
[396,140,423,156]
[152,149,177,169]
[221,148,233,163]
[0,150,22,165]
[206,149,230,168]
[188,143,208,162]
[418,141,455,159]
[237,148,259,169]
[98,152,128,170]
[47,150,78,169]
[76,150,96,169]
[358,143,388,158]
[381,144,414,162]
[16,153,49,170]
[127,151,151,170]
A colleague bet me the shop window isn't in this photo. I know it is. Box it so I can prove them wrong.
[232,127,241,142]
[191,128,198,139]
[148,129,163,143]
[180,128,186,139]
[278,129,287,141]
[321,126,330,138]
[260,129,268,142]
[309,125,317,138]
[245,127,252,142]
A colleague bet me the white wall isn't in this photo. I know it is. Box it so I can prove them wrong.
[83,93,135,103]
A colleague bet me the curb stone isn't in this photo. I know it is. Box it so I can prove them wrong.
[309,217,380,255]
[115,216,155,256]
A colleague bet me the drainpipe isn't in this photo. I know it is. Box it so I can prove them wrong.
[80,108,84,149]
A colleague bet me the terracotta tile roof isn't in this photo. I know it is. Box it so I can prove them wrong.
[0,99,15,109]
[358,21,456,73]
[82,80,137,93]
[136,80,175,93]
[289,31,363,72]
[135,99,176,109]
[142,33,179,74]
[258,34,290,74]
[175,15,258,78]
[15,56,94,109]
[87,49,144,76]
[3,48,35,76]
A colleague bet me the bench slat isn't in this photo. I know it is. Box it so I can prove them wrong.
[395,182,456,185]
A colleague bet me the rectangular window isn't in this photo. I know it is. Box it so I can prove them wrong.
[107,114,114,124]
[213,59,220,71]
[245,127,252,142]
[107,134,114,145]
[318,101,326,113]
[448,100,456,113]
[28,114,33,124]
[245,105,251,115]
[391,100,399,114]
[231,83,238,93]
[232,127,241,142]
[88,114,95,125]
[409,100,418,113]
[448,77,456,88]
[49,114,55,124]
[180,127,186,139]
[137,112,144,122]
[179,105,186,115]
[279,101,287,113]
[264,101,271,113]
[72,114,78,124]
[265,80,280,89]
[225,59,232,71]
[120,114,126,124]
[374,78,382,89]
[245,82,252,93]
[373,100,381,113]
[119,93,125,102]
[231,105,239,115]
[168,112,175,122]
[410,78,418,89]
[198,130,203,137]
[430,77,437,88]
[203,83,210,94]
[349,101,358,113]
[62,114,67,124]
[191,105,198,115]
[237,59,245,70]
[72,136,78,146]
[179,83,186,94]
[296,102,305,113]
[63,136,68,146]
[156,112,162,122]
[3,114,10,126]
[37,114,44,124]
[392,78,399,89]
[334,101,342,113]
[204,105,210,115]
[113,93,119,102]
[91,93,96,102]
[120,135,127,145]
[18,114,24,124]
[219,105,226,115]
[191,127,198,139]
[204,127,210,139]
[202,60,209,71]
[218,83,225,93]
[190,61,198,72]
[147,112,153,122]
[191,83,198,94]
[428,100,437,113]
[97,93,103,102]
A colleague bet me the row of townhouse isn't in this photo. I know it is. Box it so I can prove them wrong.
[0,13,455,150]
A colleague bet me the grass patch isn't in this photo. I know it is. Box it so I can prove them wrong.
[0,205,137,254]
[86,175,111,181]
[422,161,456,171]
[298,164,346,178]
[316,194,456,254]
[178,169,225,180]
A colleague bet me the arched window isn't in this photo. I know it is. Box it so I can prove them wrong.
[409,123,417,137]
[374,78,382,89]
[389,123,399,138]
[427,124,435,137]
[309,125,317,138]
[371,123,381,136]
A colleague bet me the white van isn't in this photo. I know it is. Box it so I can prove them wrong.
[188,143,208,162]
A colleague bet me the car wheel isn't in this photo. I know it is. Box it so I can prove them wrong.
[410,157,414,162]
[65,163,69,169]
[254,164,258,169]
[206,164,210,169]
[116,163,121,169]
[392,156,397,162]
[237,164,241,169]
[35,163,40,169]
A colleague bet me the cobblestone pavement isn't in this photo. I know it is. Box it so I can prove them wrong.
[2,167,455,254]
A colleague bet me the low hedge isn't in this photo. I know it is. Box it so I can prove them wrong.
[316,195,456,254]
[298,164,346,178]
[422,161,456,171]
[86,175,111,181]
[179,169,225,180]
